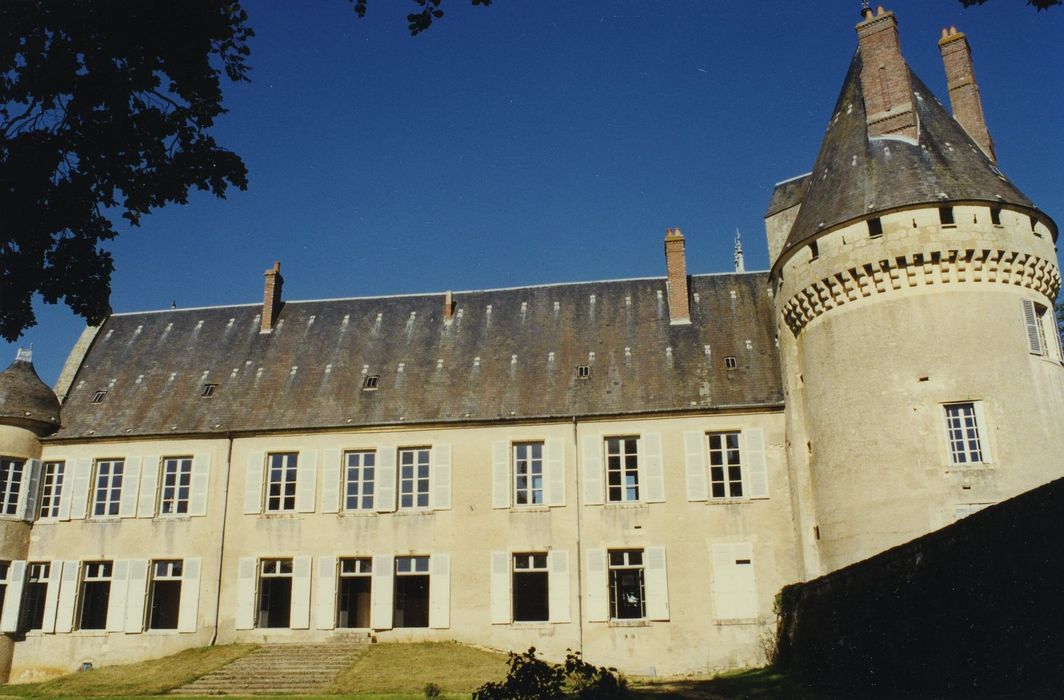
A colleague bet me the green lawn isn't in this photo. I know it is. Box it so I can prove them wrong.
[327,641,509,696]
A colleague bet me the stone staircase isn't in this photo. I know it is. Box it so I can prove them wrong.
[171,641,368,695]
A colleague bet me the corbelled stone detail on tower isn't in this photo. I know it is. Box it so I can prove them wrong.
[261,261,284,333]
[663,228,690,324]
[939,26,996,162]
[856,6,917,141]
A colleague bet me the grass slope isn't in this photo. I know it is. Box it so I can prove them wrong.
[328,641,509,696]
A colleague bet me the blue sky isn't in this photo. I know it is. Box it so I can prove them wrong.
[6,0,1064,385]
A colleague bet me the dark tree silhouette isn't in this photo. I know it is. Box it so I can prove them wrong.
[350,0,493,36]
[960,0,1062,8]
[0,1,252,341]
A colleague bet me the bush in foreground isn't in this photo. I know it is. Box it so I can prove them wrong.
[473,647,628,699]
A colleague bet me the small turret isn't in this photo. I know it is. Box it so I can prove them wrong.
[0,349,60,436]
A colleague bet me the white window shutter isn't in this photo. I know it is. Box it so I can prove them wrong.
[125,559,149,633]
[585,548,608,622]
[974,402,992,462]
[0,561,26,632]
[234,557,257,630]
[581,436,604,506]
[243,453,264,514]
[431,444,452,510]
[290,555,312,629]
[645,546,670,621]
[321,449,341,514]
[684,431,708,501]
[489,551,511,624]
[54,560,79,633]
[178,558,201,633]
[744,428,769,499]
[546,438,565,507]
[296,450,318,513]
[315,556,336,630]
[118,457,142,517]
[548,550,571,624]
[56,467,72,521]
[375,449,397,513]
[491,442,510,509]
[189,454,211,517]
[69,458,93,520]
[1022,299,1043,354]
[41,561,62,633]
[137,456,159,518]
[20,461,42,521]
[106,560,130,632]
[712,543,758,620]
[641,433,665,503]
[429,553,450,629]
[370,554,393,630]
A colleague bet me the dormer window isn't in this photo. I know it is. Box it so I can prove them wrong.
[362,375,380,391]
[724,356,738,370]
[91,391,107,404]
[201,384,217,398]
[577,365,591,380]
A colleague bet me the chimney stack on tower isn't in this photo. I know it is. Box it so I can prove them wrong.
[938,26,996,162]
[664,228,690,324]
[443,290,456,321]
[261,261,284,333]
[856,6,918,141]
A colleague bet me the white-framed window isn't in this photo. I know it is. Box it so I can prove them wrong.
[160,457,192,516]
[605,437,639,503]
[92,460,124,517]
[77,561,113,630]
[394,555,430,627]
[708,432,743,499]
[513,442,544,506]
[38,461,65,519]
[337,557,372,628]
[512,553,549,622]
[344,451,376,511]
[265,453,298,512]
[0,458,24,516]
[944,402,986,465]
[398,448,430,509]
[149,560,183,629]
[20,562,50,631]
[1022,298,1063,361]
[258,558,293,628]
[608,549,645,620]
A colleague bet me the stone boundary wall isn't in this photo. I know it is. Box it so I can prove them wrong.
[774,477,1064,697]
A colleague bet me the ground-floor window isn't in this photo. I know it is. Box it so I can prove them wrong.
[394,556,429,628]
[20,562,49,631]
[149,560,183,630]
[258,559,293,628]
[78,561,113,630]
[512,553,548,622]
[337,557,372,628]
[608,549,645,620]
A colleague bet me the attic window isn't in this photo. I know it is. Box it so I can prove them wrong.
[201,384,217,398]
[576,365,591,380]
[939,206,955,227]
[867,217,883,238]
[724,356,738,370]
[808,241,819,260]
[990,207,1002,226]
[91,391,107,404]
[362,375,380,391]
[1031,215,1041,236]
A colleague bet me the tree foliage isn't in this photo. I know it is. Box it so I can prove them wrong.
[960,0,1062,9]
[0,1,252,341]
[473,647,629,700]
[350,0,493,36]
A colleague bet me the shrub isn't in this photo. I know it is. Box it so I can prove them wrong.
[473,647,628,700]
[423,681,442,697]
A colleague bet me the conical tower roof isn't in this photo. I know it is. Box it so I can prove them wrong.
[0,349,60,436]
[774,52,1055,267]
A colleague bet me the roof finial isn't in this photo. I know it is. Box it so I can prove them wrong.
[860,0,873,19]
[15,347,32,363]
[733,229,745,273]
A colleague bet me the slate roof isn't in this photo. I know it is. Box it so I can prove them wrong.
[0,355,61,435]
[52,273,783,440]
[771,53,1052,265]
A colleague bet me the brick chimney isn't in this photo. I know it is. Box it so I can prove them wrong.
[664,228,690,324]
[856,6,917,141]
[443,290,456,321]
[261,261,284,333]
[938,26,996,162]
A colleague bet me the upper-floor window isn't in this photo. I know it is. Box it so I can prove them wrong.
[513,442,544,506]
[398,448,430,509]
[92,460,124,517]
[38,461,65,519]
[266,453,298,512]
[708,432,744,499]
[605,437,639,503]
[944,403,985,465]
[0,458,23,516]
[1022,299,1062,361]
[160,457,192,516]
[344,451,376,511]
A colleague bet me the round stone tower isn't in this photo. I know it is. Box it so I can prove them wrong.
[0,348,60,679]
[765,7,1064,574]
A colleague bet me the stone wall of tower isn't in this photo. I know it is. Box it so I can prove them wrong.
[0,426,40,682]
[772,204,1064,572]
